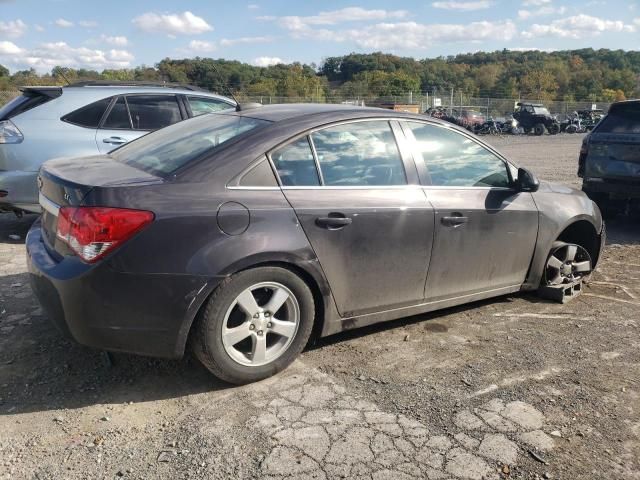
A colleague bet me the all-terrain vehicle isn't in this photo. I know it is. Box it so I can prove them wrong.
[513,102,560,135]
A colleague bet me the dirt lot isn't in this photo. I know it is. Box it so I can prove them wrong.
[1,133,639,480]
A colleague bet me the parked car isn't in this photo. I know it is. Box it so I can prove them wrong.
[579,99,640,218]
[513,102,560,135]
[28,104,604,384]
[456,109,485,130]
[0,81,235,214]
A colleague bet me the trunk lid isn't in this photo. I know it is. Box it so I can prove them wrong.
[38,155,161,255]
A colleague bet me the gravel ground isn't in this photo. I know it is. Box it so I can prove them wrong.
[1,133,639,480]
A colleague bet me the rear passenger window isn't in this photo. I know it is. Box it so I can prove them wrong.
[271,137,320,186]
[102,96,131,129]
[311,121,406,186]
[127,95,182,130]
[62,97,112,128]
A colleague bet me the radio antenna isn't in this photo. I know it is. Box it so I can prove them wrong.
[208,61,241,109]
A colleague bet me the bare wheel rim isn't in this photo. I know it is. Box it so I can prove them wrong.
[544,244,592,286]
[221,282,300,367]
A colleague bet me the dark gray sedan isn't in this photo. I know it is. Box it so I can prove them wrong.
[27,104,604,384]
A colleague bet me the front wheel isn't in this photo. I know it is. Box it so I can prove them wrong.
[192,267,315,384]
[548,123,560,135]
[543,241,592,286]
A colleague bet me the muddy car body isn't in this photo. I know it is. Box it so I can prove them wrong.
[27,104,604,384]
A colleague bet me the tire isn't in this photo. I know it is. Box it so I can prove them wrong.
[548,123,560,135]
[192,266,315,384]
[533,123,545,136]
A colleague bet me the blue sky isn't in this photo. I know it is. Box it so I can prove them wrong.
[0,0,638,73]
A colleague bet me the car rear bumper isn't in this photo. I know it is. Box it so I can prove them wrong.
[0,170,40,212]
[583,178,640,199]
[26,220,224,358]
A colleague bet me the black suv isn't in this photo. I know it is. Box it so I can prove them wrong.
[513,102,560,135]
[579,100,640,218]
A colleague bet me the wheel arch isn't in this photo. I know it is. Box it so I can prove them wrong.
[176,254,333,357]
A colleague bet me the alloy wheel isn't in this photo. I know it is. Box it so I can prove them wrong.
[221,282,300,367]
[544,243,592,286]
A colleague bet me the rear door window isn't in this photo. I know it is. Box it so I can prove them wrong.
[188,96,234,116]
[311,121,407,186]
[62,97,112,128]
[102,96,132,129]
[127,95,182,130]
[597,103,640,134]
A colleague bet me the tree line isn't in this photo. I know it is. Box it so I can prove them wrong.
[1,48,638,102]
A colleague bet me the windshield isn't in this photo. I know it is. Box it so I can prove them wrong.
[533,107,550,115]
[110,113,271,176]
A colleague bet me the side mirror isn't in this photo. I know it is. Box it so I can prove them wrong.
[516,167,540,192]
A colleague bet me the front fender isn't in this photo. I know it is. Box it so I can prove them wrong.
[523,183,604,290]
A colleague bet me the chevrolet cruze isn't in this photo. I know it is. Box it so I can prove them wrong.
[27,104,604,384]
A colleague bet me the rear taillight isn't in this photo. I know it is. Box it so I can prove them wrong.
[56,207,154,263]
[0,120,24,144]
[578,137,589,178]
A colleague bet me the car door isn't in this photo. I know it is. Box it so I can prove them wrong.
[96,94,184,153]
[269,119,435,317]
[402,120,539,301]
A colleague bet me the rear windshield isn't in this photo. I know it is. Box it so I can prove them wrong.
[110,113,270,176]
[533,107,550,115]
[597,103,640,134]
[0,93,54,120]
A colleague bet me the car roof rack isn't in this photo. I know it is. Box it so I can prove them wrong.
[65,81,209,92]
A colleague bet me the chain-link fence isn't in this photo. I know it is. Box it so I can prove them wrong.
[1,89,610,119]
[244,94,611,119]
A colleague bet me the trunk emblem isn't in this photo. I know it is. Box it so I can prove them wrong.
[64,192,71,202]
[37,176,43,191]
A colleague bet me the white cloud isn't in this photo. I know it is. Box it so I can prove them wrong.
[432,1,493,11]
[247,3,259,9]
[101,35,128,46]
[278,7,408,32]
[341,20,518,49]
[518,6,566,19]
[188,40,217,52]
[34,24,45,32]
[0,41,134,72]
[55,18,74,28]
[0,19,27,38]
[253,56,283,67]
[78,20,98,28]
[523,14,635,39]
[0,41,23,55]
[132,11,212,35]
[220,36,274,46]
[522,0,551,5]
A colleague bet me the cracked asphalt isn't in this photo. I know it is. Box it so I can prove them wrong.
[1,133,639,480]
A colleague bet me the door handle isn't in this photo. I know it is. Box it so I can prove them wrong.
[103,136,127,145]
[441,215,468,227]
[315,214,352,229]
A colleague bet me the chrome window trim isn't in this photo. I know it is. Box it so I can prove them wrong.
[39,193,60,216]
